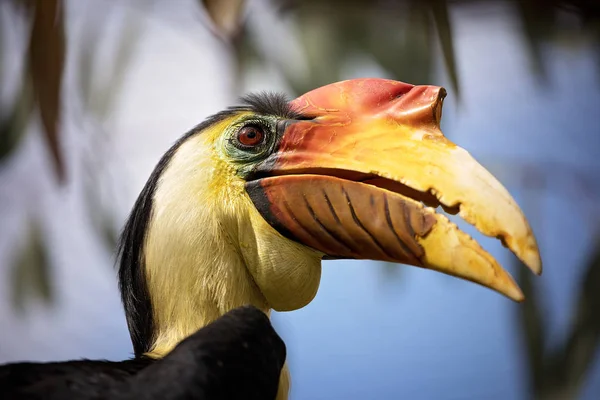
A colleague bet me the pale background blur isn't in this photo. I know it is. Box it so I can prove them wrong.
[1,1,599,399]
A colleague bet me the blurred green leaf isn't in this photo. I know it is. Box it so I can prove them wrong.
[590,17,600,82]
[430,0,460,97]
[0,77,34,161]
[231,22,262,94]
[0,10,3,93]
[78,7,144,119]
[263,0,446,97]
[271,0,600,100]
[516,234,600,399]
[201,0,246,39]
[11,220,53,312]
[514,0,555,84]
[545,237,600,398]
[26,0,66,182]
[375,1,433,85]
[74,8,145,253]
[516,259,546,397]
[82,180,119,252]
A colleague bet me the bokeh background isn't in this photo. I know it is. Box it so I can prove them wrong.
[1,0,600,399]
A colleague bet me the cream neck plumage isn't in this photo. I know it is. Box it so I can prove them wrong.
[143,133,269,358]
[140,131,320,400]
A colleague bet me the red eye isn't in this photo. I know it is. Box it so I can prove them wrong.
[237,126,265,147]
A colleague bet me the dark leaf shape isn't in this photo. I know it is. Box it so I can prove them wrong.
[0,78,34,161]
[590,17,600,82]
[516,232,600,399]
[76,11,143,253]
[429,0,460,98]
[83,179,119,252]
[516,258,546,397]
[371,2,433,85]
[543,236,600,398]
[231,22,260,94]
[11,220,53,312]
[27,0,66,182]
[513,0,555,85]
[78,6,144,119]
[263,1,443,96]
[512,175,547,398]
[200,0,246,39]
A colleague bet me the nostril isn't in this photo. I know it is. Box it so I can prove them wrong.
[385,85,447,128]
[389,82,416,100]
[432,88,446,126]
[393,88,413,99]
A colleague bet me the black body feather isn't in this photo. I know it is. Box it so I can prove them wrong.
[1,306,286,400]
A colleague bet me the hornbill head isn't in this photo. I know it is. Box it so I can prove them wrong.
[118,78,541,359]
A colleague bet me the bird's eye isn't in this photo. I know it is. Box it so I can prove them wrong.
[236,125,265,148]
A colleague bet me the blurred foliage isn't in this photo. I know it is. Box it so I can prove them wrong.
[516,238,600,399]
[27,0,66,182]
[3,0,599,179]
[77,6,143,121]
[201,0,246,39]
[234,0,600,99]
[234,0,454,97]
[0,0,66,181]
[77,3,147,253]
[10,221,53,312]
[0,76,33,162]
[1,0,600,398]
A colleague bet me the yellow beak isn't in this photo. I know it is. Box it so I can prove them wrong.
[246,78,541,301]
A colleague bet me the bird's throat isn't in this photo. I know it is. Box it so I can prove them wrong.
[136,132,312,400]
[141,136,270,358]
[143,237,271,358]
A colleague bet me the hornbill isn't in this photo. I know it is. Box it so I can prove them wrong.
[0,78,542,400]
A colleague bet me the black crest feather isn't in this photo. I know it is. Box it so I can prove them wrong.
[240,91,304,120]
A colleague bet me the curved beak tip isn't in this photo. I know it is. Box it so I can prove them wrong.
[511,289,526,303]
[527,253,543,276]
